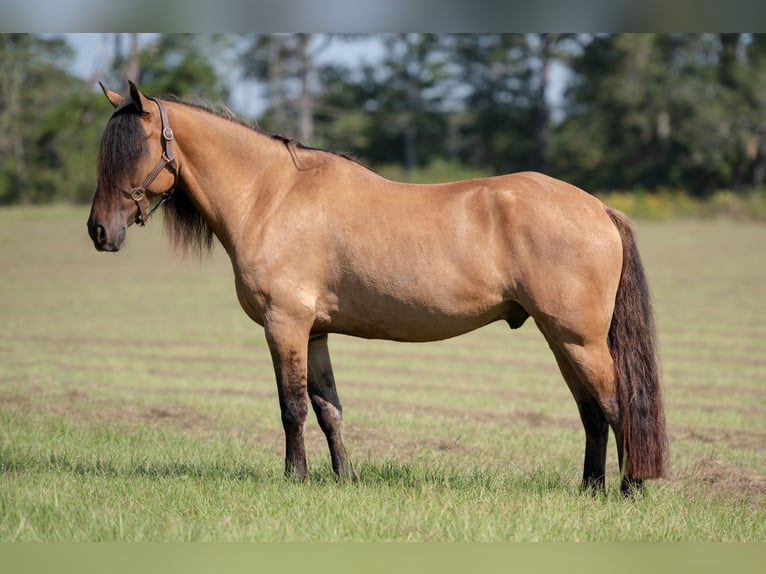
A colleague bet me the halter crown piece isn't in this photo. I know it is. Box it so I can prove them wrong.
[124,97,178,226]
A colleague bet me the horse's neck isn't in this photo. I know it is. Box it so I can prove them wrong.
[172,104,292,252]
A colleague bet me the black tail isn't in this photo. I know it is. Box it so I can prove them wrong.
[606,208,668,479]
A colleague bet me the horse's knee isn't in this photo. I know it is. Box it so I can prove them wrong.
[280,397,308,432]
[565,343,620,425]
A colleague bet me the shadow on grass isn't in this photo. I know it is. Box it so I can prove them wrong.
[309,459,579,495]
[0,447,276,483]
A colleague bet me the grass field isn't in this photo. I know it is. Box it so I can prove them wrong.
[1,205,764,541]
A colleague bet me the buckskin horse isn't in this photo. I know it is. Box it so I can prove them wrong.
[87,83,668,493]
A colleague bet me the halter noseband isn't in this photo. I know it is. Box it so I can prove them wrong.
[125,97,178,226]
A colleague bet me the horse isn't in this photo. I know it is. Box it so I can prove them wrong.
[87,82,668,494]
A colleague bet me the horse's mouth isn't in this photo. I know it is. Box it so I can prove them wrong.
[93,242,122,253]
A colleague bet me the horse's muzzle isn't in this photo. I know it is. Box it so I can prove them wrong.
[87,219,125,252]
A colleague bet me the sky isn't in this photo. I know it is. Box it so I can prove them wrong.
[66,33,124,81]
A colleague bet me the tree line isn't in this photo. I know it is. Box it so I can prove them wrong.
[2,33,765,205]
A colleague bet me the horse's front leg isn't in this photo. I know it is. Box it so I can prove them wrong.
[265,311,312,480]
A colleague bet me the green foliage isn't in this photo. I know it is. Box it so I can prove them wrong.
[552,34,766,197]
[0,34,78,204]
[137,34,231,102]
[599,188,766,221]
[0,34,230,205]
[316,35,452,170]
[23,92,108,204]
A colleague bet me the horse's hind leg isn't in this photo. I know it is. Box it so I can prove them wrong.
[563,341,644,496]
[544,332,610,492]
[560,340,635,493]
[536,309,624,491]
[307,334,357,480]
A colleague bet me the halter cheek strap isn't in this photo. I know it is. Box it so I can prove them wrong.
[125,97,178,226]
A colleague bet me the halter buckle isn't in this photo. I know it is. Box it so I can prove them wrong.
[130,187,145,202]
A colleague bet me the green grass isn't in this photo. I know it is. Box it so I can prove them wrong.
[1,205,765,541]
[2,410,760,542]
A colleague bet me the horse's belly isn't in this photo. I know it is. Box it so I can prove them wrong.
[317,282,509,342]
[324,312,504,342]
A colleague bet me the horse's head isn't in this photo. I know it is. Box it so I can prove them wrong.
[87,82,178,252]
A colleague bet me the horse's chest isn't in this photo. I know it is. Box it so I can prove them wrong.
[234,275,266,326]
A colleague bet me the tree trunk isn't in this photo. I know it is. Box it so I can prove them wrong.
[718,33,740,89]
[752,135,765,188]
[8,51,27,203]
[402,35,418,176]
[123,33,141,84]
[268,35,287,134]
[403,78,418,175]
[298,34,314,144]
[533,33,555,173]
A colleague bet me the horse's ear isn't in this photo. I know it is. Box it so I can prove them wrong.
[99,82,124,109]
[128,81,151,115]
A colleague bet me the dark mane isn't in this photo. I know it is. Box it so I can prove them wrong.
[163,182,215,258]
[98,101,146,203]
[268,133,371,171]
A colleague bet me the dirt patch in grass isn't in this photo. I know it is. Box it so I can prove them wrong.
[140,404,213,430]
[0,392,33,409]
[679,456,766,505]
[671,425,766,452]
[1,386,219,437]
[669,399,766,418]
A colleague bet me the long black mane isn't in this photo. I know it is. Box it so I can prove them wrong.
[97,101,146,202]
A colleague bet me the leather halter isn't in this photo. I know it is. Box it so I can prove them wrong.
[124,97,178,226]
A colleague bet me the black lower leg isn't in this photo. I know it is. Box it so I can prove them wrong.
[578,399,609,492]
[620,476,644,496]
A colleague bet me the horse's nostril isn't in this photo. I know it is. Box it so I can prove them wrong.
[95,224,106,245]
[88,221,107,247]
